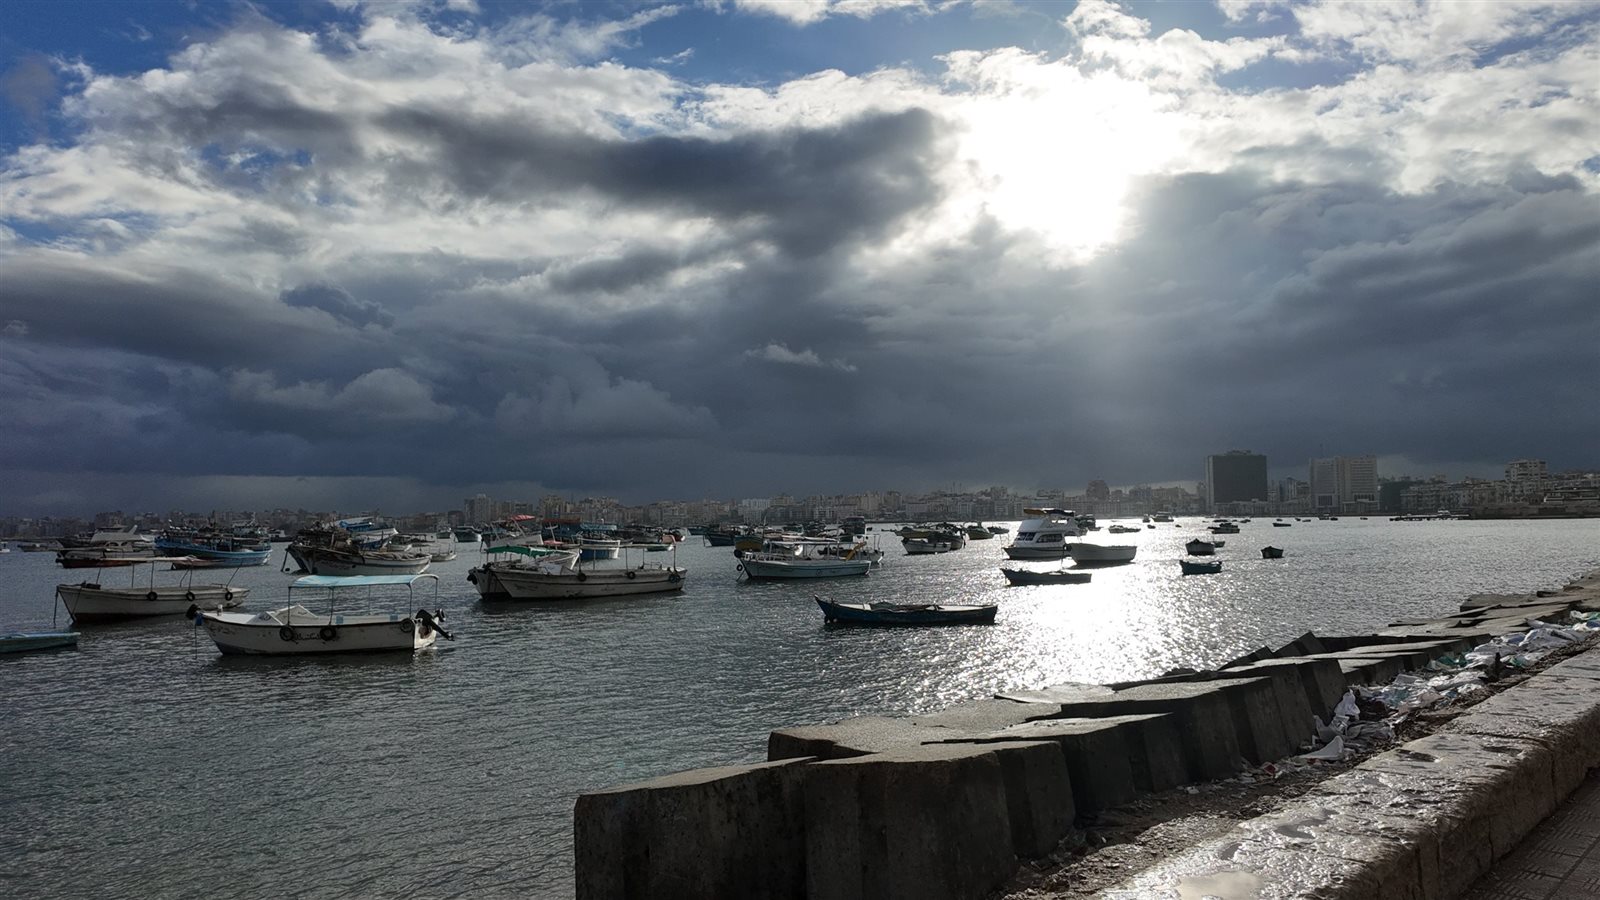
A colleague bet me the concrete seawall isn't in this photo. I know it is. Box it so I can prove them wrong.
[574,569,1600,899]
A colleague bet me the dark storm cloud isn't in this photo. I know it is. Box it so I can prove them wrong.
[0,258,385,374]
[281,282,395,328]
[379,106,949,257]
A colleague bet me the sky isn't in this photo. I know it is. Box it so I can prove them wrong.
[1,0,1597,516]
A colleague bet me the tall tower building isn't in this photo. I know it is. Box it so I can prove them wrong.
[1309,455,1378,512]
[1205,451,1269,511]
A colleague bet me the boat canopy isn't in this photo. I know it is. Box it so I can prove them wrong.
[291,574,440,588]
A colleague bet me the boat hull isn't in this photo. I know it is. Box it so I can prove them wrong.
[1180,560,1223,575]
[1001,569,1092,585]
[740,558,870,579]
[300,550,430,576]
[1002,546,1074,560]
[57,583,247,622]
[1068,544,1137,566]
[817,598,996,626]
[475,565,688,600]
[0,632,80,653]
[202,614,436,655]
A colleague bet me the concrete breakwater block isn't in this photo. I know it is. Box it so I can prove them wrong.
[980,740,1077,858]
[1211,657,1345,725]
[768,699,1052,761]
[574,758,811,900]
[947,713,1187,809]
[803,744,1018,900]
[992,682,1116,705]
[1055,681,1267,779]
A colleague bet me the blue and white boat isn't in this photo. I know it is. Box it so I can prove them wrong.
[0,632,80,653]
[156,530,271,568]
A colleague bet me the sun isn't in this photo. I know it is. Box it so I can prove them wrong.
[950,62,1181,261]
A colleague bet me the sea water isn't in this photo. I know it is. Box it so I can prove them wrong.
[1,518,1596,898]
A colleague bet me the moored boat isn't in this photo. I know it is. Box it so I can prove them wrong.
[429,548,458,563]
[816,596,997,626]
[1184,538,1217,556]
[1273,521,1292,527]
[0,632,80,653]
[1180,559,1223,575]
[1002,508,1084,560]
[739,540,871,579]
[468,545,687,600]
[155,529,271,568]
[1067,543,1137,566]
[902,538,952,555]
[199,574,449,655]
[56,559,249,623]
[1000,568,1092,585]
[1261,546,1285,559]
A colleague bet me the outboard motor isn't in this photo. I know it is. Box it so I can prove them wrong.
[415,608,454,641]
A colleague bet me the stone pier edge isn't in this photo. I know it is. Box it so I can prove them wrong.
[573,567,1600,900]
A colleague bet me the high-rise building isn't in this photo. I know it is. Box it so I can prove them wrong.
[1086,480,1110,502]
[1309,455,1378,512]
[1205,451,1268,510]
[463,493,494,525]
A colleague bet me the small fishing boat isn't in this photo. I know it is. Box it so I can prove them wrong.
[1208,521,1240,534]
[816,597,997,626]
[903,538,952,555]
[1273,521,1292,527]
[1184,539,1217,556]
[429,548,458,563]
[1068,543,1137,566]
[56,558,249,623]
[1261,546,1285,559]
[1180,559,1223,575]
[0,632,80,654]
[1000,568,1092,585]
[199,574,450,656]
[469,545,686,600]
[1107,524,1142,534]
[740,540,872,579]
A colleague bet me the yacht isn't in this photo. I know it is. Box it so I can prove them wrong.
[1002,509,1085,560]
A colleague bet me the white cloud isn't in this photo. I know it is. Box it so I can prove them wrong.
[745,342,858,372]
[729,0,928,26]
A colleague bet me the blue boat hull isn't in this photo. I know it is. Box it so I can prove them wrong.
[0,632,80,654]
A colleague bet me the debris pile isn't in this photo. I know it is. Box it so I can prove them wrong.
[1295,614,1600,763]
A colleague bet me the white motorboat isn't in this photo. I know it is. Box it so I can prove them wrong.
[468,546,687,600]
[56,558,248,623]
[1002,508,1085,560]
[200,574,448,655]
[1068,543,1138,566]
[738,540,871,579]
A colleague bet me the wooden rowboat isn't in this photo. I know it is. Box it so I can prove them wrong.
[816,597,997,626]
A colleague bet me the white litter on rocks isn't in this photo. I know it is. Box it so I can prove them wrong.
[1290,614,1600,764]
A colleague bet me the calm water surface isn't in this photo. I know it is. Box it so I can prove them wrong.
[2,519,1597,898]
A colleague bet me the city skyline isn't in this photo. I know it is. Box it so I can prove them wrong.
[2,2,1596,517]
[5,452,1592,526]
